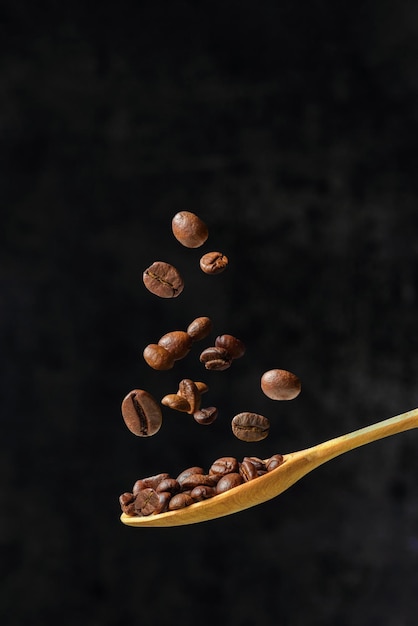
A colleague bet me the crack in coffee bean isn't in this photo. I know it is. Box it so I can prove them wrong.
[231,412,270,442]
[143,261,184,298]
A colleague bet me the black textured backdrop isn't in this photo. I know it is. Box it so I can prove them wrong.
[2,2,418,625]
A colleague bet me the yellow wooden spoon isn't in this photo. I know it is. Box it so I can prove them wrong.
[120,407,418,528]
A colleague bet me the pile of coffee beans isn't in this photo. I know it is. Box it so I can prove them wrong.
[119,453,285,517]
[119,210,302,515]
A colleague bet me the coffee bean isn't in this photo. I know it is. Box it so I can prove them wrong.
[132,473,170,495]
[176,466,205,486]
[178,379,201,414]
[200,251,229,275]
[186,316,213,342]
[193,407,218,425]
[199,346,232,371]
[231,412,270,442]
[161,393,191,413]
[179,473,218,489]
[121,389,163,437]
[119,492,136,515]
[172,211,209,248]
[155,491,172,514]
[143,343,175,370]
[215,334,246,360]
[158,330,192,360]
[134,488,160,516]
[209,456,239,476]
[266,454,285,471]
[143,261,184,298]
[239,459,259,482]
[190,485,217,501]
[216,473,243,493]
[243,456,267,472]
[260,369,301,400]
[194,381,209,395]
[168,493,195,510]
[156,478,180,494]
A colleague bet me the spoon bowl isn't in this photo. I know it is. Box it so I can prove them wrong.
[120,407,418,527]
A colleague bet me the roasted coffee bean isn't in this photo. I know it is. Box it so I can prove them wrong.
[261,369,301,400]
[209,456,239,476]
[132,473,170,495]
[121,389,163,437]
[194,381,209,394]
[266,454,285,471]
[176,466,205,486]
[158,331,192,360]
[239,459,259,482]
[178,379,201,414]
[119,492,136,515]
[161,393,191,413]
[179,473,218,489]
[155,491,172,514]
[243,456,267,471]
[200,251,229,275]
[134,488,160,516]
[172,211,209,248]
[231,412,270,442]
[191,485,217,501]
[216,473,244,493]
[143,260,184,298]
[193,407,218,425]
[143,343,175,371]
[199,346,232,371]
[168,493,195,510]
[215,334,246,360]
[186,316,213,342]
[156,478,180,494]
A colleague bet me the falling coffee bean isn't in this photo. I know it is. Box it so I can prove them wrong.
[193,407,218,425]
[260,369,301,400]
[186,316,213,342]
[172,211,209,248]
[143,261,184,298]
[121,389,163,437]
[231,412,270,442]
[199,346,232,371]
[200,251,229,275]
[158,331,192,360]
[215,334,246,359]
[143,344,175,371]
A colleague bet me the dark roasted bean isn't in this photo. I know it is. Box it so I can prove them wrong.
[176,466,205,486]
[155,492,172,514]
[199,346,232,371]
[143,260,184,298]
[134,488,160,516]
[158,331,192,360]
[179,473,218,489]
[132,473,170,495]
[171,211,209,248]
[261,369,301,400]
[156,478,180,494]
[178,378,201,414]
[143,343,175,371]
[186,316,213,342]
[239,459,258,482]
[231,412,270,442]
[193,406,218,425]
[119,492,136,515]
[200,251,229,275]
[243,456,267,471]
[121,389,163,437]
[168,493,195,510]
[266,454,285,471]
[209,456,239,476]
[191,485,217,501]
[216,473,243,493]
[215,334,246,360]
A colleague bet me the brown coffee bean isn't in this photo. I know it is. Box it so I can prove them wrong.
[194,381,209,394]
[161,393,191,413]
[155,491,172,514]
[260,369,301,400]
[158,331,192,360]
[199,346,232,371]
[143,343,175,371]
[186,316,213,342]
[134,488,160,516]
[216,473,244,493]
[143,261,184,298]
[190,485,217,501]
[200,251,229,275]
[239,459,259,482]
[168,493,195,510]
[121,389,163,437]
[215,334,246,360]
[243,456,267,472]
[119,492,136,515]
[193,407,218,425]
[266,454,285,471]
[172,211,209,248]
[132,473,170,495]
[156,478,180,494]
[178,378,201,414]
[209,456,239,476]
[179,473,218,489]
[231,412,270,442]
[176,466,204,485]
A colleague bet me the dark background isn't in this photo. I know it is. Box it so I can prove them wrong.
[2,1,418,625]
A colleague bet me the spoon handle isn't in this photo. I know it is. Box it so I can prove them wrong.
[300,406,418,468]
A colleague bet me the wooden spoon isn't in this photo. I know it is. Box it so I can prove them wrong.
[120,407,418,528]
